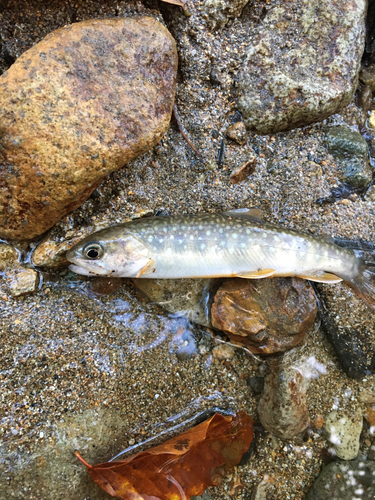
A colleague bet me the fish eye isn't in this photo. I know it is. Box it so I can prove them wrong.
[83,242,104,260]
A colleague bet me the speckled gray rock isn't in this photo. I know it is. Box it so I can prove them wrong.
[238,0,366,133]
[257,350,321,439]
[324,408,363,460]
[306,459,375,500]
[202,0,250,29]
[324,126,372,187]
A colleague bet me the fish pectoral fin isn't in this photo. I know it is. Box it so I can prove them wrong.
[297,271,343,283]
[222,207,263,223]
[237,268,275,279]
[136,258,156,278]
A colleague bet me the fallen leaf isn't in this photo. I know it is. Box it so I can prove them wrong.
[75,411,254,500]
[160,0,187,7]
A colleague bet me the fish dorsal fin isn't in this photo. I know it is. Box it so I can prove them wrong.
[237,268,275,279]
[222,207,263,223]
[136,258,156,278]
[297,271,343,283]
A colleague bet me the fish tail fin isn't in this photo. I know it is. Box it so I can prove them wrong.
[347,262,375,310]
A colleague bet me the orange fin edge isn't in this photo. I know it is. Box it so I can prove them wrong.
[297,272,343,283]
[237,268,275,279]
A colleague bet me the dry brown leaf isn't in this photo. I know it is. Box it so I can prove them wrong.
[75,411,254,500]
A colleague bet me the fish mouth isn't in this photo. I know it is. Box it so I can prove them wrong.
[68,264,109,276]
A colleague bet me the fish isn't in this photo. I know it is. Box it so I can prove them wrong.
[66,208,375,310]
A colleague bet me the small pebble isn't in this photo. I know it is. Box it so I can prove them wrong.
[225,122,247,145]
[6,267,39,296]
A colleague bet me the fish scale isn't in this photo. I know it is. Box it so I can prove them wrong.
[66,209,375,310]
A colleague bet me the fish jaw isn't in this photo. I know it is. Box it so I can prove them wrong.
[68,262,112,276]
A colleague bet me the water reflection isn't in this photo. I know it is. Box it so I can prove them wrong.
[54,274,204,359]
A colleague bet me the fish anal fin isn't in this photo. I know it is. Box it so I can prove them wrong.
[297,271,343,283]
[222,207,263,223]
[238,268,275,279]
[136,258,156,278]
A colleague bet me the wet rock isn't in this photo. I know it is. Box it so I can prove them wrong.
[32,227,95,269]
[202,0,250,29]
[0,243,19,270]
[321,311,375,379]
[365,185,375,202]
[133,278,221,327]
[360,64,375,92]
[212,343,235,360]
[238,0,366,133]
[6,267,39,296]
[324,126,372,187]
[307,458,375,500]
[246,376,264,396]
[226,122,247,145]
[211,278,317,355]
[0,17,177,241]
[251,476,275,500]
[370,110,375,129]
[257,350,314,439]
[356,84,373,115]
[324,408,363,460]
[359,387,375,404]
[230,154,257,184]
[365,407,375,427]
[325,126,369,158]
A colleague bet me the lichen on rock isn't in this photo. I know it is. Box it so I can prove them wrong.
[238,0,366,133]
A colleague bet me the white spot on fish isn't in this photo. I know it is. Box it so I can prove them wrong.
[240,243,246,248]
[201,244,206,250]
[219,229,223,233]
[159,239,164,243]
[178,239,183,244]
[148,236,153,242]
[232,233,238,239]
[206,230,211,236]
[170,235,174,240]
[246,229,250,234]
[163,227,167,233]
[199,225,203,230]
[190,235,194,240]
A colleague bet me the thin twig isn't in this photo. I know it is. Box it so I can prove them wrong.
[173,104,204,158]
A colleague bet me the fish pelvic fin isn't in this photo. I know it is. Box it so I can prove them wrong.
[237,268,275,279]
[297,271,343,283]
[346,261,375,310]
[222,207,263,223]
[136,258,156,278]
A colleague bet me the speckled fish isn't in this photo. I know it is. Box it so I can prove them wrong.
[67,209,375,310]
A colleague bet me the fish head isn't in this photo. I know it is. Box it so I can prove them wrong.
[66,225,152,278]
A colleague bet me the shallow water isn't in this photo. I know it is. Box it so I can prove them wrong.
[1,0,375,498]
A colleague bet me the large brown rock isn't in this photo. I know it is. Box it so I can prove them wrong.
[0,17,177,240]
[211,277,317,355]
